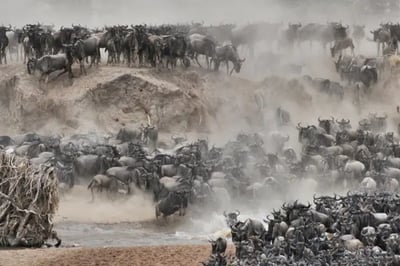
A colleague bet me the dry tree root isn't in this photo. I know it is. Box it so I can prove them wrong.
[0,153,60,247]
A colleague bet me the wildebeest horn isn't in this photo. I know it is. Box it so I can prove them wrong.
[297,122,303,129]
[361,229,368,236]
[240,58,246,63]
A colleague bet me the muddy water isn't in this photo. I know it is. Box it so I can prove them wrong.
[54,185,310,247]
[54,186,232,247]
[55,221,208,247]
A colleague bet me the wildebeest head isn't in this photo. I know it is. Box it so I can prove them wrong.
[336,118,351,131]
[296,123,317,145]
[332,23,348,40]
[318,116,335,134]
[232,57,245,74]
[361,226,377,246]
[223,210,240,227]
[209,237,227,255]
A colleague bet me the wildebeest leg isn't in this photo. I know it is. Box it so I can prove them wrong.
[79,60,86,75]
[229,66,235,76]
[55,69,67,79]
[226,61,229,75]
[195,54,202,68]
[39,73,46,83]
[90,187,95,203]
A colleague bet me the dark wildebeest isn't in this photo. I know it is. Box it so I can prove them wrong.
[105,39,117,64]
[146,34,163,67]
[281,23,302,49]
[142,125,158,151]
[116,127,143,143]
[26,45,74,83]
[72,37,101,75]
[24,24,45,59]
[161,34,188,70]
[134,25,150,66]
[187,33,216,69]
[0,26,11,64]
[371,28,391,56]
[155,191,188,219]
[383,23,400,54]
[330,37,355,57]
[213,44,245,75]
[122,29,137,67]
[53,27,75,54]
[40,30,55,55]
[209,237,228,255]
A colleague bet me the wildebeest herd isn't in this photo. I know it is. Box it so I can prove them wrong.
[2,105,400,263]
[200,115,400,265]
[0,21,399,84]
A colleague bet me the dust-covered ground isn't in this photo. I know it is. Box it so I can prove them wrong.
[1,245,237,266]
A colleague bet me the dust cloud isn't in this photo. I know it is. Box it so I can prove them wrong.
[3,0,398,27]
[56,186,155,224]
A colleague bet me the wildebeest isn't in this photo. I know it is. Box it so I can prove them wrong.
[281,23,302,49]
[334,55,377,88]
[330,37,355,57]
[160,34,188,69]
[72,37,101,74]
[0,26,11,64]
[209,237,227,255]
[155,191,188,219]
[26,45,74,83]
[213,44,245,75]
[371,28,391,56]
[116,127,143,143]
[122,29,137,67]
[105,39,117,64]
[187,33,216,69]
[53,27,75,54]
[87,174,119,202]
